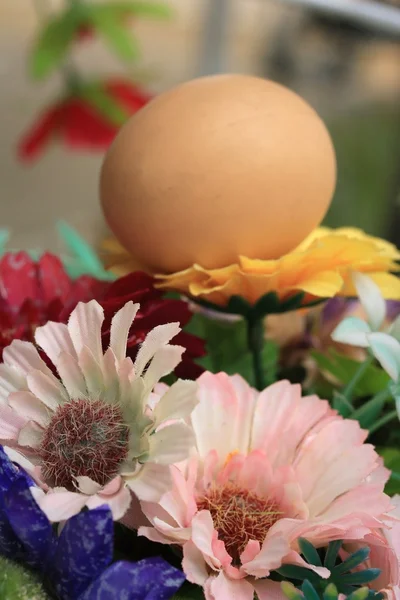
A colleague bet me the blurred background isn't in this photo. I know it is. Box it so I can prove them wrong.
[0,0,399,256]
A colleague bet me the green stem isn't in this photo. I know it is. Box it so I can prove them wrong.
[342,355,374,402]
[247,316,266,391]
[351,388,392,423]
[368,409,398,435]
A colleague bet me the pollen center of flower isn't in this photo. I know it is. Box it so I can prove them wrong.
[39,399,129,488]
[197,484,282,564]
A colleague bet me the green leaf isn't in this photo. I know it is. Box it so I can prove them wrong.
[332,391,353,418]
[302,580,320,600]
[299,538,322,567]
[30,8,83,79]
[103,1,172,19]
[323,583,339,600]
[324,540,342,570]
[333,547,370,575]
[339,569,381,585]
[88,8,140,61]
[379,447,400,495]
[312,349,390,397]
[0,556,50,599]
[282,582,304,600]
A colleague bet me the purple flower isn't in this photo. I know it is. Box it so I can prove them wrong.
[0,446,185,599]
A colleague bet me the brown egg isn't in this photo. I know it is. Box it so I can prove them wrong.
[100,74,336,273]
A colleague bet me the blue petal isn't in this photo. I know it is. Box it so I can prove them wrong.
[50,506,113,600]
[0,507,27,562]
[0,445,34,493]
[79,558,185,600]
[3,477,53,570]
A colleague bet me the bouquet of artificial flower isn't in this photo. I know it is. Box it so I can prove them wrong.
[1,220,400,600]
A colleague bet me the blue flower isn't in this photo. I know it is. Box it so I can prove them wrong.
[0,446,185,599]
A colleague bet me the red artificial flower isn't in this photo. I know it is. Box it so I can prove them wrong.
[0,253,205,379]
[17,79,151,161]
[0,252,104,357]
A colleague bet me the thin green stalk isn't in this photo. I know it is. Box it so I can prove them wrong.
[351,388,391,421]
[246,316,266,391]
[342,355,374,402]
[368,409,398,435]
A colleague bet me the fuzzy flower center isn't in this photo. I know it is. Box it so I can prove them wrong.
[197,484,283,564]
[39,399,130,488]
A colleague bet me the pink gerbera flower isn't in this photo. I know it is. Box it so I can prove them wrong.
[138,372,392,600]
[0,300,198,522]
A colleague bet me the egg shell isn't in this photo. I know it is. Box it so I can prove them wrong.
[100,74,337,273]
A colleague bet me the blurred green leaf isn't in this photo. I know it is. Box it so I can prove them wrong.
[332,391,353,417]
[312,349,390,396]
[106,1,172,19]
[30,7,84,79]
[0,556,49,599]
[88,7,140,62]
[379,447,400,495]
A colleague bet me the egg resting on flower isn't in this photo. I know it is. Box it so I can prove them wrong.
[138,372,393,600]
[0,299,198,522]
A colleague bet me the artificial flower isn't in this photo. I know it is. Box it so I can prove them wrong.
[18,80,151,161]
[138,372,392,600]
[97,271,206,379]
[0,252,205,380]
[0,446,185,599]
[0,299,198,521]
[155,227,400,308]
[0,251,104,359]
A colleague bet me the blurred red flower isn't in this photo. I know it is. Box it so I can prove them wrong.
[0,253,205,379]
[0,252,103,357]
[17,80,151,161]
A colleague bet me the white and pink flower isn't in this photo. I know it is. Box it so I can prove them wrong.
[0,299,198,521]
[138,372,393,600]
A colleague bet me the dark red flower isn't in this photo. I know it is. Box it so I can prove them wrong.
[17,80,151,162]
[0,252,104,358]
[96,272,206,379]
[0,254,205,379]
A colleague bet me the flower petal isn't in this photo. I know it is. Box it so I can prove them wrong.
[35,321,76,368]
[152,380,198,427]
[331,317,371,347]
[18,421,44,448]
[126,463,172,502]
[78,346,105,397]
[109,301,139,362]
[0,364,26,405]
[56,352,87,399]
[68,300,104,363]
[36,490,89,522]
[253,579,286,600]
[353,272,386,331]
[368,332,400,382]
[86,486,132,521]
[209,570,255,600]
[134,322,181,377]
[143,345,185,393]
[3,340,52,377]
[182,540,209,585]
[27,370,68,409]
[148,422,195,465]
[242,532,290,577]
[8,390,51,426]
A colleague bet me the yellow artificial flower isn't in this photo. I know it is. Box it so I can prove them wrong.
[154,227,400,306]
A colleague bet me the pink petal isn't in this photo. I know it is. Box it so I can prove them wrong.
[182,540,210,585]
[0,404,28,440]
[26,370,68,409]
[283,550,330,578]
[56,351,87,399]
[191,510,223,570]
[0,364,26,404]
[35,490,88,522]
[68,300,104,363]
[3,340,52,377]
[87,486,132,520]
[253,579,286,600]
[75,476,102,495]
[35,321,76,367]
[209,571,254,600]
[242,532,290,577]
[8,390,52,425]
[109,301,139,362]
[191,372,256,461]
[240,540,261,564]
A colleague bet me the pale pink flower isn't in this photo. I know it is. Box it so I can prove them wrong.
[0,300,198,521]
[138,372,392,600]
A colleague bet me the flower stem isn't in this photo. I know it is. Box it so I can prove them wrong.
[351,387,392,426]
[342,355,374,402]
[368,409,398,435]
[247,316,266,391]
